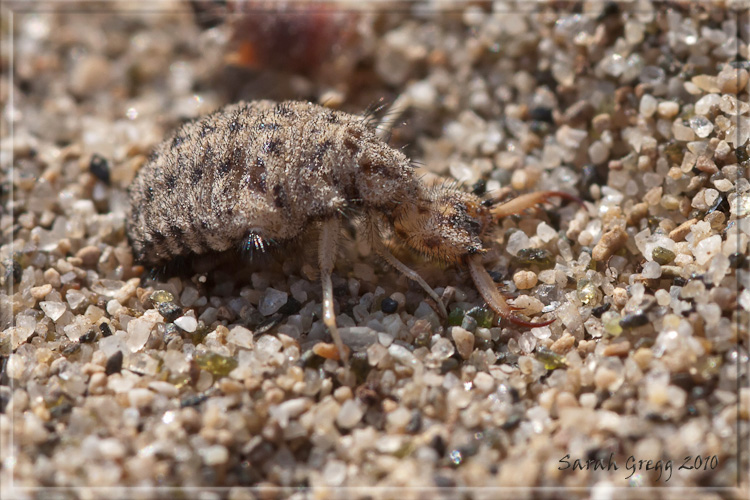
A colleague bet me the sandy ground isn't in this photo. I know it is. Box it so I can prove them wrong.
[1,1,749,498]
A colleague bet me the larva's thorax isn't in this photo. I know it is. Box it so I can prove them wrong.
[127,101,419,265]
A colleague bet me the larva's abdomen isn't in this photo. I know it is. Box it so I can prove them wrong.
[127,100,417,266]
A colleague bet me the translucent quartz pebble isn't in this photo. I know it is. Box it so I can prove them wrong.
[506,230,531,256]
[642,261,662,279]
[66,289,87,310]
[40,301,67,321]
[537,222,557,243]
[227,326,253,349]
[336,400,365,429]
[63,316,91,342]
[258,288,288,316]
[600,52,626,77]
[174,316,197,333]
[531,326,552,340]
[388,343,416,365]
[689,116,713,138]
[693,235,722,265]
[180,287,200,307]
[639,94,657,117]
[13,314,36,346]
[640,65,665,85]
[91,279,125,298]
[256,335,282,356]
[694,94,720,116]
[518,331,536,353]
[338,327,378,352]
[126,317,154,352]
[451,327,474,359]
[431,337,455,360]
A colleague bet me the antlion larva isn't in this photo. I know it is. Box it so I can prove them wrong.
[127,100,580,364]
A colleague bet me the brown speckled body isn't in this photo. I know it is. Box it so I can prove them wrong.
[127,100,419,265]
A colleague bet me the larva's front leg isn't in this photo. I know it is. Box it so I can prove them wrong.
[467,254,554,328]
[318,217,349,365]
[366,213,448,319]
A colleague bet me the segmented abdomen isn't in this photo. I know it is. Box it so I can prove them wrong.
[127,101,370,265]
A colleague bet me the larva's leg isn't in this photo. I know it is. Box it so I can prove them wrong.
[318,217,349,365]
[468,254,554,328]
[490,191,583,219]
[367,218,448,319]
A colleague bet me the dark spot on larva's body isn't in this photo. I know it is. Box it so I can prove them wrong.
[263,140,281,155]
[169,225,184,238]
[229,120,242,132]
[200,124,215,138]
[272,184,288,208]
[304,140,333,172]
[151,230,167,243]
[145,186,155,201]
[176,154,189,171]
[245,171,267,193]
[190,220,208,244]
[218,160,232,175]
[164,173,177,190]
[275,103,294,116]
[344,137,359,154]
[360,159,375,174]
[231,105,249,127]
[360,159,399,179]
[190,219,208,236]
[138,241,153,256]
[226,149,249,186]
[343,184,360,202]
[172,136,184,149]
[423,236,442,248]
[201,145,215,166]
[191,166,203,183]
[394,227,409,241]
[326,111,339,123]
[316,140,332,157]
[258,122,280,131]
[242,156,268,194]
[148,151,159,162]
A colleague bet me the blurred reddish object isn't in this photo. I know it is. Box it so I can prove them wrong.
[192,0,360,75]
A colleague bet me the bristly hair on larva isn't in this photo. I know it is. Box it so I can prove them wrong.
[127,100,582,365]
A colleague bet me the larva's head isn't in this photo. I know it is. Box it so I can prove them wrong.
[390,185,576,329]
[392,186,493,265]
